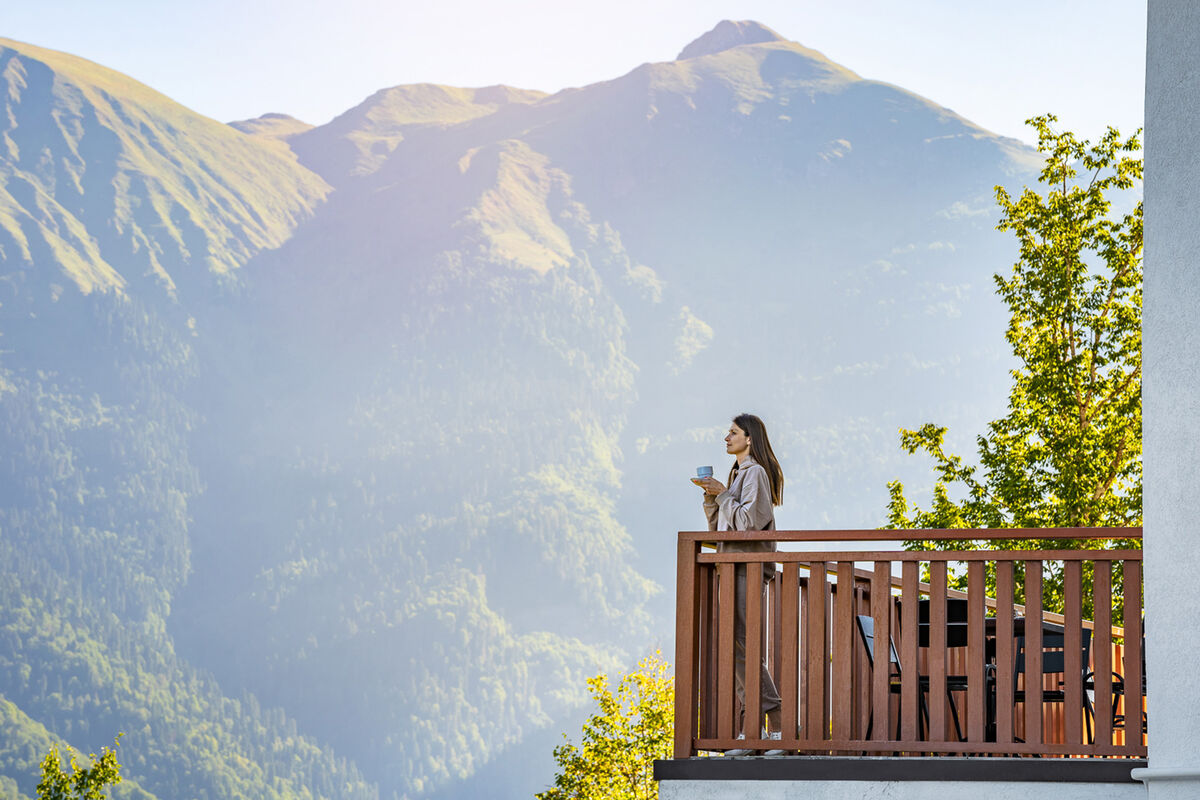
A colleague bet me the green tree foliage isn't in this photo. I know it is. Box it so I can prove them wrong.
[536,653,673,800]
[36,737,121,800]
[885,115,1142,614]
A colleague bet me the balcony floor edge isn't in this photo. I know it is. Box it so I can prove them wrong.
[653,755,1147,784]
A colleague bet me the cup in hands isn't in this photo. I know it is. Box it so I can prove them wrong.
[692,466,714,486]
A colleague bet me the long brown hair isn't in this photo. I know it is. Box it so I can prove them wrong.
[726,413,784,506]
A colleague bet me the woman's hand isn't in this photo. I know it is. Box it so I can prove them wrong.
[694,477,726,496]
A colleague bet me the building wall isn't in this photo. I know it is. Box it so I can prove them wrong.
[1143,1,1200,798]
[660,779,1144,800]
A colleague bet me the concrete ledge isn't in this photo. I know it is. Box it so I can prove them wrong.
[654,756,1146,783]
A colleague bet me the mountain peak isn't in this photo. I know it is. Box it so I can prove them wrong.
[676,20,786,60]
[228,113,314,140]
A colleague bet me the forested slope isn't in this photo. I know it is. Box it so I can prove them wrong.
[0,20,1053,800]
[0,38,373,800]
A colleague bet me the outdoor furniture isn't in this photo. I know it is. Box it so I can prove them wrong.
[917,597,969,648]
[855,614,965,741]
[1105,629,1147,738]
[1012,629,1095,741]
[915,598,970,741]
[1109,678,1148,736]
[982,616,1069,742]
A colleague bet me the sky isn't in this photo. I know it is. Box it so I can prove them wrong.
[2,0,1146,146]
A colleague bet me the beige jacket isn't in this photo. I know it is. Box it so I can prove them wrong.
[703,457,777,578]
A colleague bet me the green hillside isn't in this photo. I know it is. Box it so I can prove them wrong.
[0,694,157,800]
[0,37,372,800]
[0,37,329,297]
[172,134,662,795]
[0,302,376,799]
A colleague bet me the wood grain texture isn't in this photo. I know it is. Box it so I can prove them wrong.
[1024,561,1043,746]
[995,561,1015,745]
[717,562,736,740]
[967,561,985,742]
[928,561,948,742]
[673,537,698,757]
[832,562,854,741]
[806,562,828,740]
[900,561,920,741]
[1063,560,1083,745]
[780,563,799,741]
[871,561,892,741]
[1093,561,1113,747]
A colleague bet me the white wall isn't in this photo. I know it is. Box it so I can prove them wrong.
[1141,0,1200,797]
[659,2,1199,798]
[660,780,1144,800]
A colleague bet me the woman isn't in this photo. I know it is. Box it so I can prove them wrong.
[695,413,785,755]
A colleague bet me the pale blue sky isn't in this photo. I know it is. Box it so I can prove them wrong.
[2,0,1146,145]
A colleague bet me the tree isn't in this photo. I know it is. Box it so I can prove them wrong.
[536,653,673,800]
[885,115,1142,613]
[36,736,122,800]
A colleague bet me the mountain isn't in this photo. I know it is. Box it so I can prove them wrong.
[0,38,329,299]
[0,37,370,800]
[229,112,315,140]
[287,84,548,182]
[0,19,1063,800]
[676,19,789,59]
[171,19,1041,798]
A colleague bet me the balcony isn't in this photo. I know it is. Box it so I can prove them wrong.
[659,528,1146,790]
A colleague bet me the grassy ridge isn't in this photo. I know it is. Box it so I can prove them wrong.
[0,37,329,296]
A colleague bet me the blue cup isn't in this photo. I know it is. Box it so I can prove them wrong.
[696,466,714,479]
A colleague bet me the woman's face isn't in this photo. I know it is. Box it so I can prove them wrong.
[724,423,751,456]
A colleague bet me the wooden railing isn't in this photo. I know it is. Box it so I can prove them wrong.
[673,528,1146,758]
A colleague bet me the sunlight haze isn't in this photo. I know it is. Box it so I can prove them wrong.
[3,0,1146,144]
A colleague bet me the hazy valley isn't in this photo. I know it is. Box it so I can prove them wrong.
[0,20,1059,799]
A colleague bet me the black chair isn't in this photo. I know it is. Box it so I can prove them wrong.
[1012,629,1096,740]
[917,598,969,648]
[917,599,971,742]
[855,614,965,741]
[1106,631,1147,738]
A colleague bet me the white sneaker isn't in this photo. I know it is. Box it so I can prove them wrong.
[724,733,753,757]
[763,731,787,756]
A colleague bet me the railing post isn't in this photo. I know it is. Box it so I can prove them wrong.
[928,561,948,743]
[967,560,986,742]
[807,562,828,742]
[745,562,764,741]
[1123,559,1144,752]
[871,561,892,742]
[831,561,854,742]
[899,561,920,743]
[1024,560,1044,746]
[1093,561,1113,748]
[696,566,710,738]
[780,563,799,742]
[673,534,698,758]
[1063,560,1083,745]
[717,562,736,740]
[995,560,1016,745]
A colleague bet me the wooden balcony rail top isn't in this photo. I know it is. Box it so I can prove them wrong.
[673,527,1145,761]
[679,527,1141,543]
